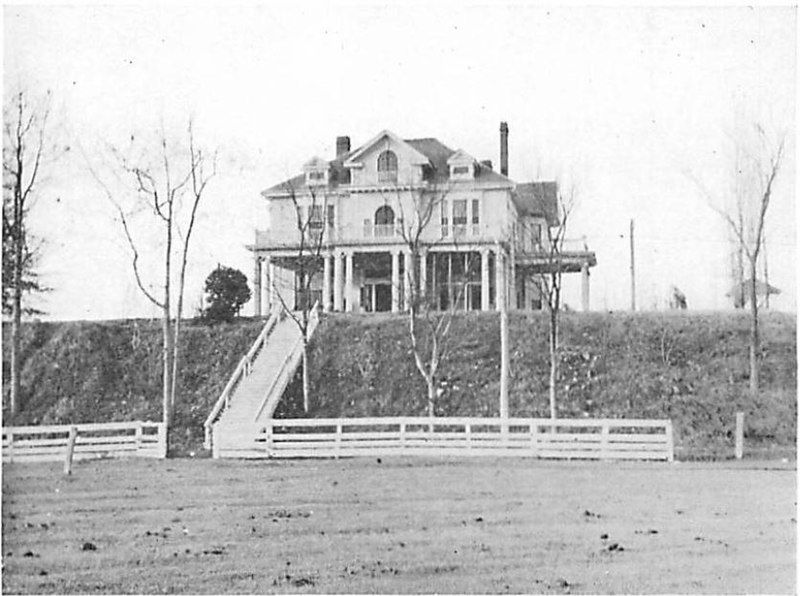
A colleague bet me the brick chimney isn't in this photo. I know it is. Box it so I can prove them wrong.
[499,122,509,176]
[336,136,351,158]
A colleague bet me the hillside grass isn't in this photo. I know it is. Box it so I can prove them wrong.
[3,311,796,459]
[2,318,264,455]
[278,311,797,460]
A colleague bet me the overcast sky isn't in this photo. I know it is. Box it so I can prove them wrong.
[3,2,796,320]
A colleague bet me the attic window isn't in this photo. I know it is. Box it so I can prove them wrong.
[377,150,398,183]
[450,163,473,179]
[308,171,325,181]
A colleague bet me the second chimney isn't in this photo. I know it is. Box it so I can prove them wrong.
[499,122,509,176]
[336,136,351,158]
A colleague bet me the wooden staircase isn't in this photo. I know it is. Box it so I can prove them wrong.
[204,304,319,458]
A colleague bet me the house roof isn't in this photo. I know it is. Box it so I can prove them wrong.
[513,181,559,225]
[261,132,541,200]
[726,279,781,298]
[344,130,431,166]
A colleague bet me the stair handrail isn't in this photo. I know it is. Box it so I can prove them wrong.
[253,301,321,423]
[203,303,284,449]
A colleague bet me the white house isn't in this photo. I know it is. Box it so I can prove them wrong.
[248,123,596,314]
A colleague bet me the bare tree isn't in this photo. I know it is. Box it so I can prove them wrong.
[388,181,476,418]
[270,181,327,413]
[87,121,216,449]
[2,90,53,416]
[521,188,574,421]
[689,124,785,397]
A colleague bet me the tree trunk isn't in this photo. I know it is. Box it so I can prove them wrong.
[748,256,759,397]
[10,198,24,416]
[161,305,174,444]
[302,344,310,413]
[426,377,436,418]
[10,283,21,417]
[549,307,558,421]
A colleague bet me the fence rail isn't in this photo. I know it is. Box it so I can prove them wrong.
[3,421,166,463]
[215,417,673,461]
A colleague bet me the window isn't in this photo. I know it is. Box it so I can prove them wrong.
[453,200,467,225]
[327,204,335,227]
[440,200,449,237]
[452,166,469,175]
[471,199,480,224]
[374,205,395,225]
[308,205,324,229]
[377,150,398,183]
[532,223,542,248]
[308,171,325,181]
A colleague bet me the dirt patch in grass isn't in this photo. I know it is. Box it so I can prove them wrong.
[1,457,795,594]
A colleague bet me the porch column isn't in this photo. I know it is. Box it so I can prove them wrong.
[495,248,506,312]
[262,255,271,313]
[268,261,277,307]
[581,262,590,312]
[481,248,490,311]
[253,257,262,316]
[404,250,414,311]
[419,249,428,304]
[509,246,517,310]
[344,250,355,312]
[391,249,400,312]
[322,253,332,312]
[333,251,343,311]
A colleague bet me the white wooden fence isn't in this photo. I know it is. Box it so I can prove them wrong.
[2,421,166,463]
[216,417,674,461]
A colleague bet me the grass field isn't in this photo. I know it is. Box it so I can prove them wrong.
[2,457,795,594]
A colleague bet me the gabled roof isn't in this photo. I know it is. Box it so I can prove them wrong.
[303,156,329,170]
[513,181,559,225]
[344,129,430,167]
[446,148,477,165]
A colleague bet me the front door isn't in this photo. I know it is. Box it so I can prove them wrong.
[375,284,392,312]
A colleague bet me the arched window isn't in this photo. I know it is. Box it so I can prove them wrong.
[374,205,395,226]
[377,150,398,182]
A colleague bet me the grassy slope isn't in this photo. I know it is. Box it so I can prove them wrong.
[3,311,796,458]
[2,319,264,455]
[278,311,797,459]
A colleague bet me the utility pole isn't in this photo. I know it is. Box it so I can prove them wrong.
[629,219,636,311]
[499,250,509,437]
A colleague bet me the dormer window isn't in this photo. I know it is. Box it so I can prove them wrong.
[303,156,330,186]
[377,150,398,183]
[446,149,477,180]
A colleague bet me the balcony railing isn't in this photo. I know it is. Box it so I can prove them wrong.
[254,222,507,249]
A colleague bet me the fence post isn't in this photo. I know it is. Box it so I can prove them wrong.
[265,424,273,457]
[135,421,143,454]
[7,430,13,463]
[600,422,610,460]
[64,426,78,475]
[735,412,744,460]
[158,423,167,458]
[665,420,675,463]
[399,422,406,452]
[335,423,342,459]
[530,422,539,457]
[465,424,472,450]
